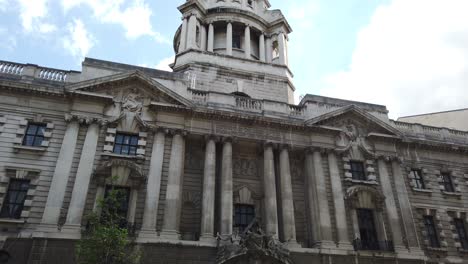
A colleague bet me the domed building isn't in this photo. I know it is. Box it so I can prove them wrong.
[0,1,467,263]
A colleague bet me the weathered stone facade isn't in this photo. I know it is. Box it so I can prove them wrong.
[0,1,467,263]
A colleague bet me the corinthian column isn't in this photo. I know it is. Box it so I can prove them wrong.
[40,116,80,230]
[200,137,216,242]
[244,25,251,59]
[207,24,214,52]
[279,146,300,247]
[187,15,197,49]
[220,138,233,236]
[139,130,166,239]
[63,120,100,232]
[179,17,188,52]
[328,151,352,249]
[160,132,185,240]
[226,22,233,56]
[259,34,265,62]
[263,143,278,238]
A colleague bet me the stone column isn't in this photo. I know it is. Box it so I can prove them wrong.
[310,150,334,247]
[244,25,251,59]
[139,130,166,238]
[161,132,185,240]
[187,15,197,49]
[263,143,278,238]
[278,32,287,65]
[377,158,405,250]
[391,159,423,253]
[279,146,299,247]
[328,151,352,249]
[179,17,188,52]
[200,137,216,242]
[220,138,233,236]
[266,37,272,63]
[259,34,265,62]
[128,188,138,224]
[40,117,80,228]
[305,150,321,245]
[201,25,207,51]
[207,24,214,52]
[226,22,233,56]
[63,121,100,231]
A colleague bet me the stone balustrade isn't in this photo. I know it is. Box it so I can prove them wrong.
[0,60,79,82]
[235,96,263,111]
[393,121,468,144]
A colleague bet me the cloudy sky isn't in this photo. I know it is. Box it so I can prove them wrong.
[1,0,467,119]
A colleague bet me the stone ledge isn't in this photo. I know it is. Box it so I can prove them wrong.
[344,178,379,186]
[13,145,47,153]
[441,191,462,197]
[0,218,25,225]
[412,188,433,194]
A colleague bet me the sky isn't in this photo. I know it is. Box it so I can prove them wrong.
[1,0,468,119]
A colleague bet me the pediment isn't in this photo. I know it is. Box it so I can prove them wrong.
[305,105,402,137]
[66,71,192,107]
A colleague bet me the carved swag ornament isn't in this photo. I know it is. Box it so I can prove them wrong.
[217,219,293,264]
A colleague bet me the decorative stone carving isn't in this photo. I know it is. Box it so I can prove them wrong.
[233,158,258,178]
[217,219,293,264]
[345,185,385,210]
[335,122,375,159]
[94,159,146,187]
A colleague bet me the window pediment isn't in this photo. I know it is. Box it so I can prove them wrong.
[94,159,146,187]
[345,185,385,210]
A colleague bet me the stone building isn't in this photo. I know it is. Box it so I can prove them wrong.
[0,0,467,263]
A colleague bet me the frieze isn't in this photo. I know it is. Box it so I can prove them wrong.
[215,123,281,141]
[233,157,258,178]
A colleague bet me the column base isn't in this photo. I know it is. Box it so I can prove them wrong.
[199,234,217,244]
[59,224,82,239]
[284,240,302,249]
[337,241,354,250]
[159,230,180,240]
[396,247,425,259]
[137,229,158,243]
[317,240,337,249]
[34,223,82,239]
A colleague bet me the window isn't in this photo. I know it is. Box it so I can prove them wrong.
[357,209,379,250]
[350,161,366,181]
[22,123,46,147]
[113,133,139,156]
[441,172,455,192]
[247,0,253,7]
[411,169,425,189]
[102,186,130,227]
[454,218,468,250]
[232,33,241,49]
[272,41,279,58]
[234,204,255,232]
[424,216,440,248]
[0,179,30,219]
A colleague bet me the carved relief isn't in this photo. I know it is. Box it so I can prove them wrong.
[334,120,375,159]
[215,123,281,141]
[233,158,258,178]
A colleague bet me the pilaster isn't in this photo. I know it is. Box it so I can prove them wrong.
[220,137,233,236]
[263,142,279,238]
[200,136,217,242]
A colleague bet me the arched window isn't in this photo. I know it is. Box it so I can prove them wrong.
[272,40,279,59]
[231,91,250,98]
[234,204,255,232]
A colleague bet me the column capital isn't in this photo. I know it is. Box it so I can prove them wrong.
[65,113,104,125]
[204,134,219,143]
[167,128,188,137]
[278,143,291,151]
[221,136,235,143]
[263,141,276,149]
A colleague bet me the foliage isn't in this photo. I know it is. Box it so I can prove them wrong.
[76,186,141,264]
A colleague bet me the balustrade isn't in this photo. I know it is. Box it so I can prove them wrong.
[0,61,24,75]
[235,97,263,111]
[38,68,67,82]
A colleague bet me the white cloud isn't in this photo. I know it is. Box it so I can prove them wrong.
[321,0,468,118]
[155,56,174,72]
[63,19,95,61]
[16,0,57,33]
[61,0,170,44]
[0,27,17,51]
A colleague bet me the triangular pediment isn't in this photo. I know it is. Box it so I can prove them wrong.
[305,105,402,137]
[66,71,192,107]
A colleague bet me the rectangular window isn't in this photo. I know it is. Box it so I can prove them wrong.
[454,218,468,250]
[0,179,30,219]
[424,216,440,248]
[234,204,255,232]
[22,123,46,147]
[232,33,241,49]
[102,186,130,227]
[357,208,379,250]
[411,169,426,189]
[113,133,139,156]
[350,161,367,181]
[441,172,455,192]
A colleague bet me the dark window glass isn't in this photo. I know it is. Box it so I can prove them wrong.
[22,123,46,147]
[357,208,379,250]
[441,172,455,192]
[102,186,130,227]
[113,133,139,156]
[411,169,425,189]
[234,204,255,232]
[455,218,468,250]
[0,179,30,219]
[350,161,366,181]
[424,216,440,248]
[232,33,241,49]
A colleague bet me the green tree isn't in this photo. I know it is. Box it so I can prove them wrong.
[76,186,140,264]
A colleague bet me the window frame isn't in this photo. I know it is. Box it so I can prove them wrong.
[232,33,242,50]
[441,172,455,192]
[350,161,367,181]
[22,122,47,147]
[102,185,131,227]
[113,133,139,156]
[0,179,30,219]
[411,169,426,189]
[424,215,441,248]
[454,218,468,250]
[234,204,255,232]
